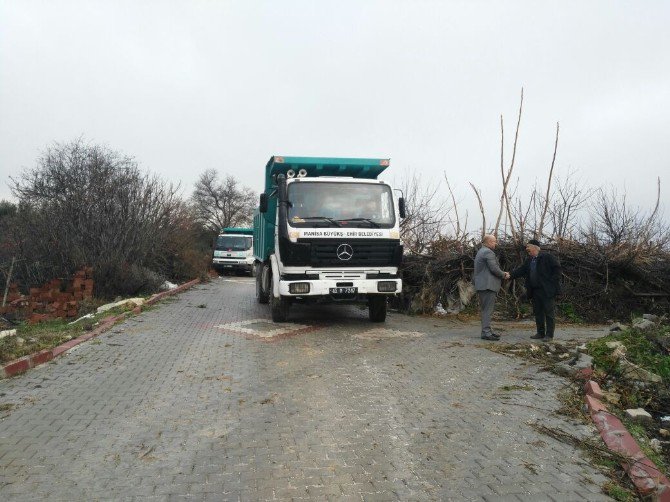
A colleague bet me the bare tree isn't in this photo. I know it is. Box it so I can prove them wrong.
[443,174,468,244]
[469,183,486,240]
[494,88,523,242]
[547,171,594,239]
[589,179,668,251]
[537,122,560,238]
[509,182,538,243]
[0,201,19,293]
[590,187,639,246]
[398,173,450,255]
[191,170,256,233]
[10,139,188,295]
[637,177,664,247]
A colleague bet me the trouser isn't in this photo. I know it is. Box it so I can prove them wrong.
[531,289,556,338]
[477,290,497,335]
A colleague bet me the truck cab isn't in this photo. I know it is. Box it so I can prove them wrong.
[212,227,254,275]
[254,156,405,322]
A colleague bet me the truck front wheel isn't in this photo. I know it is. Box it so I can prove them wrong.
[269,275,290,322]
[256,264,269,304]
[369,296,387,322]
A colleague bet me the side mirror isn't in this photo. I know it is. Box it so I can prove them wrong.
[398,197,406,219]
[259,193,268,213]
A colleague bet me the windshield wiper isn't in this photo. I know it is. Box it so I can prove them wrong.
[337,218,381,228]
[300,216,342,227]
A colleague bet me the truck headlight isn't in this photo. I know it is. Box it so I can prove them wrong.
[377,281,397,292]
[289,282,310,294]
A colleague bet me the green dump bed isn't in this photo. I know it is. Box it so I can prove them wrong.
[221,227,253,235]
[262,156,389,191]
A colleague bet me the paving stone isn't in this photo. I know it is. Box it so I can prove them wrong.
[624,407,654,424]
[517,495,554,502]
[484,495,521,502]
[549,492,592,501]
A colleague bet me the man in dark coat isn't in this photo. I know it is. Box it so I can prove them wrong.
[509,239,561,341]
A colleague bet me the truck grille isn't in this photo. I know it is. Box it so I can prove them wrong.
[304,239,399,267]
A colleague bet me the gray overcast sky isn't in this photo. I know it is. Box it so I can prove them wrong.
[1,0,668,228]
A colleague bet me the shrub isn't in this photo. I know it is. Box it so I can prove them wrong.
[7,139,206,298]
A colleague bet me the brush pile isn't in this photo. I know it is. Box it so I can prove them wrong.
[399,239,670,322]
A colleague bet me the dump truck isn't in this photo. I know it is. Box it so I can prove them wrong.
[253,156,405,322]
[212,227,254,275]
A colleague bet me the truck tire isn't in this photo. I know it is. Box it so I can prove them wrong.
[256,264,269,304]
[369,296,387,322]
[269,275,290,322]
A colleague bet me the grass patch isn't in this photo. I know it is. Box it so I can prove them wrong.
[558,302,585,323]
[0,300,142,364]
[602,481,636,501]
[587,325,670,475]
[587,326,670,381]
[0,320,85,363]
[556,384,589,420]
[624,420,668,473]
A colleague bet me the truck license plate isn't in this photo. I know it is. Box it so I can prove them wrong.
[329,287,357,295]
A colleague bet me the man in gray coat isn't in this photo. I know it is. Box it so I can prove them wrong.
[473,234,507,341]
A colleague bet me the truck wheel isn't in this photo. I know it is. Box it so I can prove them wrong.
[256,264,269,304]
[369,296,387,322]
[269,275,290,322]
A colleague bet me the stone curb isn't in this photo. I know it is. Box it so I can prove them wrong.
[583,379,670,500]
[144,278,200,306]
[1,278,201,379]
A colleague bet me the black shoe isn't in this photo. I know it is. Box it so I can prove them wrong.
[542,336,554,342]
[489,333,501,339]
[530,333,545,340]
[481,334,499,341]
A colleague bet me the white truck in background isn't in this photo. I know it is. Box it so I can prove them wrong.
[212,227,254,275]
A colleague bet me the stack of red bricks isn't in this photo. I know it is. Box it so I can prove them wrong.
[0,267,94,324]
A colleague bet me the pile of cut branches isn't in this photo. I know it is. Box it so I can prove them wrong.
[399,239,670,322]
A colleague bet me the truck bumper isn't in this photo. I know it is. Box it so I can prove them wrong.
[212,258,253,272]
[278,278,401,297]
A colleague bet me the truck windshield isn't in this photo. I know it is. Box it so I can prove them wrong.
[287,181,395,228]
[216,235,252,251]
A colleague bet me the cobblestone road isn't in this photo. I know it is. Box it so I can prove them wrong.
[0,277,613,501]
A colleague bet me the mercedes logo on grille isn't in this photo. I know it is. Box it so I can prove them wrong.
[336,243,353,261]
